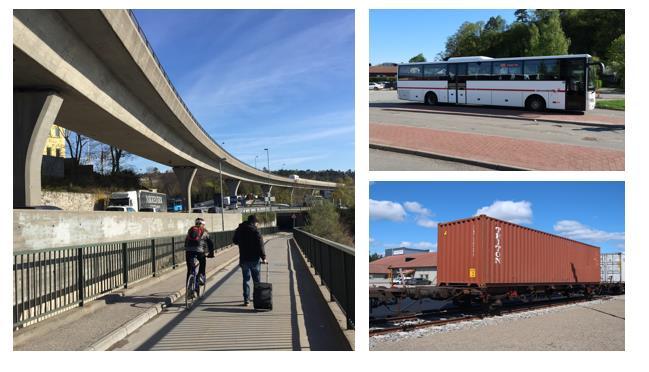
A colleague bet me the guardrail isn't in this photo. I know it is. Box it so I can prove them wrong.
[13,226,278,328]
[292,228,354,329]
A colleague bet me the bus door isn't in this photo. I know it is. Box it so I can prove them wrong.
[561,58,587,111]
[447,63,467,104]
[456,63,467,104]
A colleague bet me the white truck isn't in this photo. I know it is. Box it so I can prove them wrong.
[107,190,167,212]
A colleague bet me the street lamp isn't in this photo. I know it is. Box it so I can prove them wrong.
[264,148,270,210]
[218,157,226,232]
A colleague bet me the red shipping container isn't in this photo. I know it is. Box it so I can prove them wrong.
[437,215,600,287]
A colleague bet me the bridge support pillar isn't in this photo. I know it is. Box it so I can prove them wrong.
[173,166,197,211]
[290,188,294,207]
[312,188,320,196]
[261,185,272,205]
[13,91,63,208]
[225,179,241,200]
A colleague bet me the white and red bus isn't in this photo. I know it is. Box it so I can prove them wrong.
[397,54,603,111]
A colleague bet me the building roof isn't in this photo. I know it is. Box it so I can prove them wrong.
[369,252,437,272]
[369,65,397,74]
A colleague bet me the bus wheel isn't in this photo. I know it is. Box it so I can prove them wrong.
[425,92,438,106]
[526,95,546,112]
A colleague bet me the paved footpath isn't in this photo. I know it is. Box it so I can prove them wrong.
[370,122,625,171]
[111,235,349,351]
[14,244,240,351]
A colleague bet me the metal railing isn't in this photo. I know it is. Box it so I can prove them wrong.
[13,227,278,328]
[292,228,354,329]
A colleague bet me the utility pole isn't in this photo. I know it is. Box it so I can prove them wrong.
[219,157,226,232]
[264,148,270,211]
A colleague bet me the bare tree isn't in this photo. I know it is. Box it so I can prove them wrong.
[63,130,89,166]
[109,146,131,174]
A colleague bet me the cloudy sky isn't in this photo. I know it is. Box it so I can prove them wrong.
[370,182,625,255]
[128,9,355,172]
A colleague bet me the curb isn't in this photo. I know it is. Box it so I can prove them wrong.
[370,143,530,171]
[85,250,240,351]
[378,107,625,129]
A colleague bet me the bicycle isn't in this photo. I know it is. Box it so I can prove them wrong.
[185,255,205,309]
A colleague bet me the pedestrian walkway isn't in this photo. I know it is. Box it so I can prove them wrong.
[370,122,624,171]
[13,244,240,351]
[111,235,350,351]
[379,105,625,127]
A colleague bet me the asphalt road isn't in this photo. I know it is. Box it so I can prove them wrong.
[370,100,623,152]
[370,148,491,171]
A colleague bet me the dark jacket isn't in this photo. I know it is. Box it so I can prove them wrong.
[233,221,265,262]
[185,226,214,254]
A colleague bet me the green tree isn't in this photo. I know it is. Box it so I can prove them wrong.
[607,35,625,86]
[304,203,353,246]
[332,176,355,207]
[409,53,426,63]
[514,9,530,23]
[370,253,383,262]
[442,21,485,59]
[529,11,569,56]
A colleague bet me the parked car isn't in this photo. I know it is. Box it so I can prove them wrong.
[369,82,384,90]
[106,206,136,212]
[191,207,207,213]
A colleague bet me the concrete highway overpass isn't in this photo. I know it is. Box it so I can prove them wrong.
[13,9,340,208]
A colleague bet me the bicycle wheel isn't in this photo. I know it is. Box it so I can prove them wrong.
[197,275,205,298]
[185,275,195,309]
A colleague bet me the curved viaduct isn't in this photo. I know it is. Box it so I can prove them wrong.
[13,9,339,208]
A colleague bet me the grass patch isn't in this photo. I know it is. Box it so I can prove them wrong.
[596,99,625,111]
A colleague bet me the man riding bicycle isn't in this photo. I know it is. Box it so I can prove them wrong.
[185,217,215,286]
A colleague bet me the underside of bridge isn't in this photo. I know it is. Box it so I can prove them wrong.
[13,9,337,208]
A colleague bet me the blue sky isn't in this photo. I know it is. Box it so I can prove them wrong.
[127,9,354,172]
[370,9,516,64]
[370,182,625,255]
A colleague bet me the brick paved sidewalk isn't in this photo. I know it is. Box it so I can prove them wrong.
[370,123,624,171]
[380,106,624,127]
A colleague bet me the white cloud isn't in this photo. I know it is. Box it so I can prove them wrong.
[403,201,438,229]
[369,199,406,222]
[553,220,625,242]
[403,201,431,216]
[416,218,439,229]
[475,200,533,224]
[399,241,437,250]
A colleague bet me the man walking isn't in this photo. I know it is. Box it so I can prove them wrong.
[233,214,267,306]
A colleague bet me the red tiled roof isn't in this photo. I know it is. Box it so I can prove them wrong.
[370,252,437,271]
[369,262,391,274]
[369,65,397,74]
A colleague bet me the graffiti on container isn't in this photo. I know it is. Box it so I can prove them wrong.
[494,226,502,264]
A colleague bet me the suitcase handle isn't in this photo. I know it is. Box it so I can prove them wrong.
[264,260,269,282]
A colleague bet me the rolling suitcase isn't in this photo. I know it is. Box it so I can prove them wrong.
[253,262,272,311]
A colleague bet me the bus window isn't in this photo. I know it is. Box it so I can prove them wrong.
[398,65,422,80]
[467,62,492,80]
[423,64,447,80]
[493,61,522,80]
[524,59,559,80]
[448,63,457,80]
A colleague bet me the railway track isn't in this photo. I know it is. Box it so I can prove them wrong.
[369,295,611,336]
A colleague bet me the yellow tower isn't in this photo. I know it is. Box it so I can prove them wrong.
[43,124,66,158]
